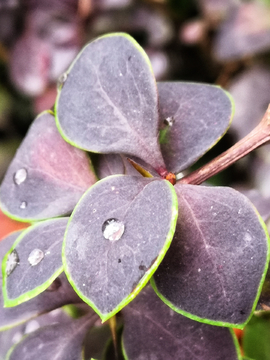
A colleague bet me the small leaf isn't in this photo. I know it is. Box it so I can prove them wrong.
[0,232,80,331]
[63,175,178,322]
[6,313,98,360]
[152,184,270,327]
[0,111,95,222]
[158,82,233,173]
[122,286,241,360]
[2,218,69,307]
[55,33,166,171]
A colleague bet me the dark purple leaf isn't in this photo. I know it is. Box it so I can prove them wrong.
[0,111,96,222]
[0,307,72,360]
[2,218,68,307]
[7,313,98,360]
[158,82,233,174]
[152,184,269,327]
[122,286,241,360]
[55,33,166,172]
[83,323,111,360]
[0,233,81,331]
[63,175,178,321]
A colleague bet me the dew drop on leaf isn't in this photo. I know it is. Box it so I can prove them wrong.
[57,72,68,89]
[6,249,19,276]
[164,116,175,126]
[20,201,27,209]
[102,218,125,241]
[28,248,45,266]
[13,168,27,185]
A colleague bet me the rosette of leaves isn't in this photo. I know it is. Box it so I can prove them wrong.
[0,33,269,359]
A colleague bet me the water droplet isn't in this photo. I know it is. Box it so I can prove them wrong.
[6,250,19,276]
[28,249,44,266]
[20,201,27,209]
[24,320,40,334]
[13,168,27,185]
[57,72,68,89]
[12,331,23,344]
[164,116,175,126]
[102,218,125,241]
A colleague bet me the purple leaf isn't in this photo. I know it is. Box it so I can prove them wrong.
[63,175,178,321]
[158,82,233,174]
[55,33,166,172]
[122,286,241,360]
[152,184,269,327]
[0,111,96,221]
[2,218,69,307]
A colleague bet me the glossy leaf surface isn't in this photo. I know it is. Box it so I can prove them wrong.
[63,175,178,321]
[122,286,241,360]
[55,33,166,171]
[7,313,98,360]
[152,184,269,327]
[158,82,233,173]
[0,111,95,222]
[2,218,68,307]
[0,231,80,331]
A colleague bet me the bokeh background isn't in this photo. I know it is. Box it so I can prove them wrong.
[1,1,270,358]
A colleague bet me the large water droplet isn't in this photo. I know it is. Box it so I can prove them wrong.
[20,201,27,209]
[13,168,27,185]
[164,116,175,126]
[28,249,44,266]
[57,72,68,89]
[6,250,19,276]
[102,218,125,241]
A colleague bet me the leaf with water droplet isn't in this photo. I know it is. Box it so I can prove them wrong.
[6,313,98,360]
[2,218,69,307]
[63,175,178,322]
[122,286,241,360]
[0,232,80,331]
[158,82,234,174]
[151,184,270,327]
[55,33,166,172]
[0,111,96,222]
